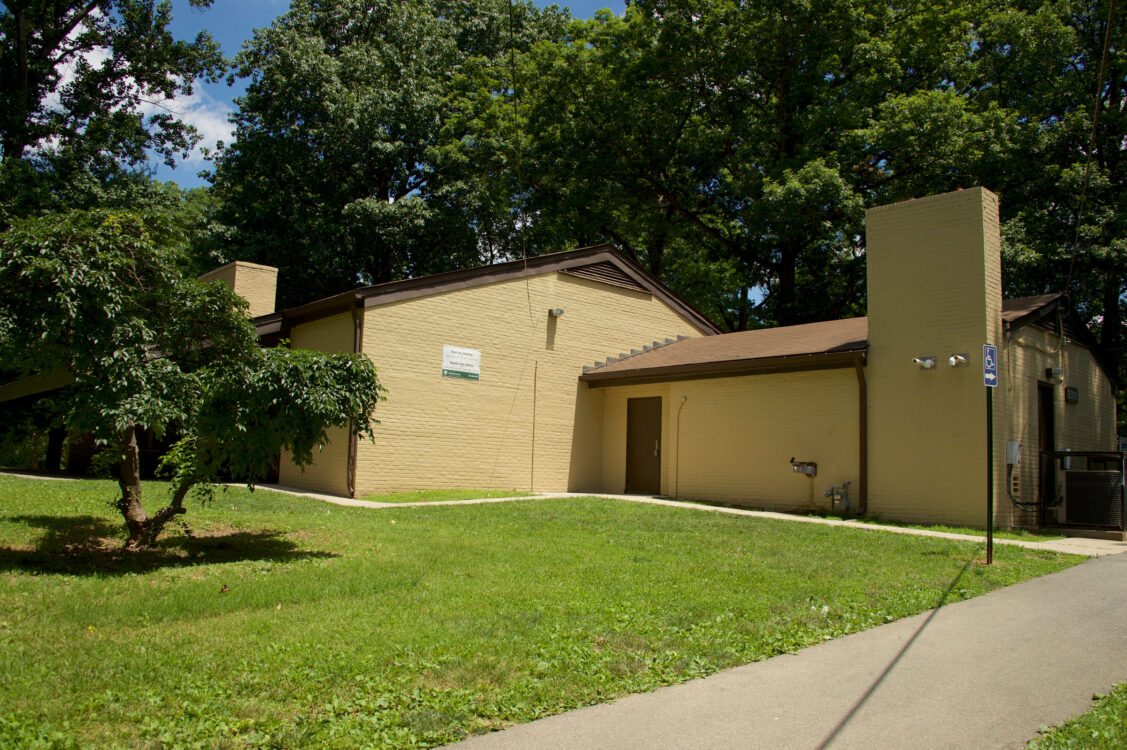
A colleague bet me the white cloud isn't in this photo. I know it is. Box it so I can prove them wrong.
[139,85,235,165]
[36,6,234,168]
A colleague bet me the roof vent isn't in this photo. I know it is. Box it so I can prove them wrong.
[560,261,647,292]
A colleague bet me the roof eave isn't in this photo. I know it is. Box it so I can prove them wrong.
[1004,295,1118,389]
[1003,294,1064,334]
[580,347,868,388]
[260,246,722,337]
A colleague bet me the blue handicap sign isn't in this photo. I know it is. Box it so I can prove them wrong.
[983,344,998,387]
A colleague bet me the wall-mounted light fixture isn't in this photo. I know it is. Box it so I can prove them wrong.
[1045,366,1063,382]
[913,356,937,370]
[548,308,564,317]
[948,353,969,367]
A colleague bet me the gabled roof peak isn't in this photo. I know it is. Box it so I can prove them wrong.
[256,245,721,336]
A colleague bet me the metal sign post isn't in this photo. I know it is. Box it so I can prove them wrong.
[984,344,998,565]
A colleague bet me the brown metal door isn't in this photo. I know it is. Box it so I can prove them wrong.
[626,397,662,494]
[1038,383,1056,524]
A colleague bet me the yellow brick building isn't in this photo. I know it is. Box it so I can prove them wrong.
[228,188,1118,531]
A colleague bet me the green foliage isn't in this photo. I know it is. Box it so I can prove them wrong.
[499,0,992,329]
[0,210,385,542]
[1028,683,1127,749]
[210,0,569,308]
[0,476,1081,748]
[0,1,225,221]
[0,210,254,443]
[975,0,1126,427]
[163,345,386,495]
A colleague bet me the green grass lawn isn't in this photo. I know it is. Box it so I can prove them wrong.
[357,489,522,504]
[812,512,1067,542]
[0,476,1082,749]
[1027,684,1127,749]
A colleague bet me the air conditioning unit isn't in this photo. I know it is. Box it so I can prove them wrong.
[1062,470,1124,527]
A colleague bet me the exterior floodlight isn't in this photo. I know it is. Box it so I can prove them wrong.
[913,356,937,370]
[949,353,969,367]
[549,308,565,317]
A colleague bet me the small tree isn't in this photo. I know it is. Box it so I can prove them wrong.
[0,210,386,547]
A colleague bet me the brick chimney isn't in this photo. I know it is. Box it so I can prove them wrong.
[198,261,278,318]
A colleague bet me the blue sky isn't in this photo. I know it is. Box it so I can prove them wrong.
[156,0,627,188]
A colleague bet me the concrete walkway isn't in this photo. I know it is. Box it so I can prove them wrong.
[6,472,1121,556]
[253,484,1127,557]
[448,553,1127,750]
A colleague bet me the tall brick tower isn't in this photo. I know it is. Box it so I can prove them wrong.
[865,188,1003,524]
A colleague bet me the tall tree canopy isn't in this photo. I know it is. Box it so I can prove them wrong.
[504,0,1011,330]
[210,0,569,309]
[0,0,225,220]
[986,0,1125,405]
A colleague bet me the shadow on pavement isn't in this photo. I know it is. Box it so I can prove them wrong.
[816,556,976,749]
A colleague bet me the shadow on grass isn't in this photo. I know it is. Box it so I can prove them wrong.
[0,514,337,576]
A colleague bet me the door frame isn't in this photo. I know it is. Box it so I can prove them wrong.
[1038,382,1056,526]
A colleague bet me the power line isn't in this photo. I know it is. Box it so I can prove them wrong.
[1064,0,1117,292]
[507,0,528,267]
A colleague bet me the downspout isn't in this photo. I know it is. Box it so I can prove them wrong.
[853,354,868,515]
[346,298,364,498]
[675,394,688,498]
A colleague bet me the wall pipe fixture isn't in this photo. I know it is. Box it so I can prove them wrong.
[949,353,969,367]
[346,300,364,498]
[914,356,937,369]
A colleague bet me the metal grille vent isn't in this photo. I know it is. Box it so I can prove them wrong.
[560,261,647,292]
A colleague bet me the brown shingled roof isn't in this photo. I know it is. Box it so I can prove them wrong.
[1002,293,1063,323]
[581,292,1098,388]
[580,317,869,387]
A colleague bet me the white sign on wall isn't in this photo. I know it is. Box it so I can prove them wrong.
[441,345,481,381]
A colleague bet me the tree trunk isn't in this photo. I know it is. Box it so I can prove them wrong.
[44,428,65,472]
[646,220,667,280]
[776,244,798,326]
[116,425,191,548]
[117,426,149,547]
[1101,273,1123,381]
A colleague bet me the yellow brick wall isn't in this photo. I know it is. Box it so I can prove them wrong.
[866,187,1004,526]
[277,311,355,496]
[598,369,861,508]
[198,261,278,318]
[352,272,708,496]
[996,325,1117,528]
